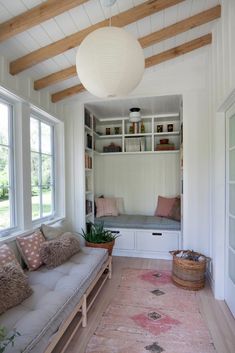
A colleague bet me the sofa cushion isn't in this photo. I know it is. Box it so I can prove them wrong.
[40,232,80,268]
[16,231,45,271]
[0,247,108,353]
[0,263,33,315]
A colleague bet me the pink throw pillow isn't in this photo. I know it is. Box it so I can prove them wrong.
[95,198,118,218]
[155,196,178,218]
[16,231,45,271]
[0,244,18,267]
[169,197,181,221]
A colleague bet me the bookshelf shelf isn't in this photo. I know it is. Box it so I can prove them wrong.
[94,115,181,154]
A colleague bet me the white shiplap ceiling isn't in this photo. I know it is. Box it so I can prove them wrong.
[86,94,182,118]
[0,0,220,101]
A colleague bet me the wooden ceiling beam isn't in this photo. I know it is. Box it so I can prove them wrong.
[145,33,212,68]
[0,0,89,43]
[35,5,220,90]
[51,33,212,103]
[139,5,220,48]
[34,66,77,90]
[51,83,85,102]
[10,0,185,75]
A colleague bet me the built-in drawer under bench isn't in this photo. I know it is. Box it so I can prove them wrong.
[95,215,181,260]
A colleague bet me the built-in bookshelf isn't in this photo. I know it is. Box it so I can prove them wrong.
[94,114,181,155]
[84,109,95,225]
[80,108,182,230]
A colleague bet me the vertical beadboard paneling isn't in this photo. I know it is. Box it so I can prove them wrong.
[95,153,180,215]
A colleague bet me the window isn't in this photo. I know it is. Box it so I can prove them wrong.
[30,116,55,221]
[0,100,15,233]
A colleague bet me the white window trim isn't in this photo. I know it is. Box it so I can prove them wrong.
[0,97,17,236]
[30,112,56,224]
[0,93,65,239]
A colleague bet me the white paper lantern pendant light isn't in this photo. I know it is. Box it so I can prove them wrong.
[76,0,145,98]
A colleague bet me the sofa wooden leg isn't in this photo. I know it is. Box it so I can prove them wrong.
[108,256,112,279]
[82,294,87,328]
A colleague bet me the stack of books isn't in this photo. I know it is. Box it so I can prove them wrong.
[85,153,92,169]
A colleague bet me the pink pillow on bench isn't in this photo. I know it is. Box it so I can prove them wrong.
[16,231,45,271]
[95,197,118,218]
[155,196,180,220]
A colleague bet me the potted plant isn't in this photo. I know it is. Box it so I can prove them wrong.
[0,326,20,353]
[80,222,120,255]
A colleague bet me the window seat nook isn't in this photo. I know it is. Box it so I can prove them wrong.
[95,215,181,260]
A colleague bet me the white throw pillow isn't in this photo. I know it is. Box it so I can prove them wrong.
[41,224,64,241]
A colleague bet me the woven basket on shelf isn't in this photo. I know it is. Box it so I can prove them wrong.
[169,250,210,291]
[85,240,115,256]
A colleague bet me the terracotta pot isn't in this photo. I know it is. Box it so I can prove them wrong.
[85,240,115,256]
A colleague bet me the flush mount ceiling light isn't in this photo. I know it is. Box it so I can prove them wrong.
[129,107,141,122]
[75,0,145,98]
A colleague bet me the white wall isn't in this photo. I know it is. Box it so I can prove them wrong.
[210,0,235,299]
[64,103,86,233]
[0,55,64,120]
[95,153,180,215]
[64,48,212,260]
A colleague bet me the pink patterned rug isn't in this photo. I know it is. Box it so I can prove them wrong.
[85,269,216,353]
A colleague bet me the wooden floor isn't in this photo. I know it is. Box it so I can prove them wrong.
[55,256,235,353]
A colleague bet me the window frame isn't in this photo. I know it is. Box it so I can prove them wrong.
[30,113,56,224]
[0,97,16,236]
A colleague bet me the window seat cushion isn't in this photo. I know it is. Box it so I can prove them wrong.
[95,214,181,231]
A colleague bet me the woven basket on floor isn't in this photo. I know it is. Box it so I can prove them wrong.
[85,240,115,256]
[170,250,210,291]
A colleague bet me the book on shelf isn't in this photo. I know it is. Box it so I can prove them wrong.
[86,134,92,149]
[85,153,92,169]
[85,109,92,128]
[140,137,146,151]
[86,200,92,215]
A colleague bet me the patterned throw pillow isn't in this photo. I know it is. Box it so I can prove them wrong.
[16,231,45,271]
[0,262,33,314]
[95,197,119,218]
[0,244,18,267]
[40,232,80,269]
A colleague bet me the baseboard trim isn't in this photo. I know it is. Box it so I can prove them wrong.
[112,249,172,260]
[206,268,215,294]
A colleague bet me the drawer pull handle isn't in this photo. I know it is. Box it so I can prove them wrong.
[111,231,120,234]
[152,232,162,236]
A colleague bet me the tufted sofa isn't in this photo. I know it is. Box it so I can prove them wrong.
[0,235,111,353]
